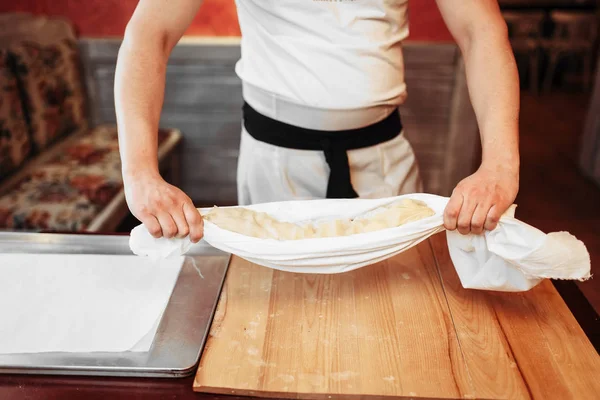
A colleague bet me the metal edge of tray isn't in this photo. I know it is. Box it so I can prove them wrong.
[0,231,228,256]
[0,231,231,378]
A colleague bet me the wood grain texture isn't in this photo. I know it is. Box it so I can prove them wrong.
[487,281,600,399]
[195,242,473,399]
[196,234,600,399]
[430,232,600,400]
[429,233,532,400]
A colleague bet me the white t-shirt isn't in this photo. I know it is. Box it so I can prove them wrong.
[234,0,409,112]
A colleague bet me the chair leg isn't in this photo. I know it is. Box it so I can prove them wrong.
[544,51,560,92]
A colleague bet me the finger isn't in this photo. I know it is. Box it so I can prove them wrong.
[156,212,178,239]
[456,197,478,235]
[171,202,190,239]
[484,204,502,231]
[470,202,491,235]
[443,193,464,231]
[141,214,162,238]
[183,202,204,243]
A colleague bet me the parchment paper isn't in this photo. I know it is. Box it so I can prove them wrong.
[0,254,183,354]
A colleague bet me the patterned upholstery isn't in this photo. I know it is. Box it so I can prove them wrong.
[9,37,87,152]
[0,15,181,232]
[0,125,171,231]
[0,49,31,179]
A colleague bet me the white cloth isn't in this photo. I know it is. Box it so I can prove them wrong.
[234,0,409,119]
[129,194,591,292]
[236,127,422,205]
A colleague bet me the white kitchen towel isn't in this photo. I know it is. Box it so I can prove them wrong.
[129,193,591,292]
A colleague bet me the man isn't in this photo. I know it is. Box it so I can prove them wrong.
[115,0,520,244]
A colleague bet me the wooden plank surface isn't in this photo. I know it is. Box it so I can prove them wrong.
[429,234,532,399]
[430,233,600,400]
[196,233,600,399]
[194,241,474,399]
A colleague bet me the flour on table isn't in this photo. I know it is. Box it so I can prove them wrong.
[203,199,435,240]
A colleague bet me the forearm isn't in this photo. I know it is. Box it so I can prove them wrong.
[114,0,206,242]
[461,27,520,172]
[115,0,203,182]
[114,29,168,179]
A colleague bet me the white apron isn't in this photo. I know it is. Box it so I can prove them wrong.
[237,126,423,205]
[233,0,416,204]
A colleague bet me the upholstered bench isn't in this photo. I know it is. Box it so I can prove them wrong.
[0,125,181,232]
[0,13,183,233]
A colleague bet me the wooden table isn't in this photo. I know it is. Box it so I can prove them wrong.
[1,232,598,399]
[194,233,600,399]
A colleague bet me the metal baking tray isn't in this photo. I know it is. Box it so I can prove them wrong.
[0,232,230,378]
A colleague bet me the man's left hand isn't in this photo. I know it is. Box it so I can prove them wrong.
[443,163,519,235]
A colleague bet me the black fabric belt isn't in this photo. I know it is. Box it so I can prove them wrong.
[242,102,403,199]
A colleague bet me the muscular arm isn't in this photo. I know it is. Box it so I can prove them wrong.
[116,0,202,177]
[115,0,205,241]
[436,0,520,234]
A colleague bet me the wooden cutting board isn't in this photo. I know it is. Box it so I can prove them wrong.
[194,232,600,399]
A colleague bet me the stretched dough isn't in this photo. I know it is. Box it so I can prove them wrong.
[203,199,435,240]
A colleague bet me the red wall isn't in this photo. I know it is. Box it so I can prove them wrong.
[0,0,452,41]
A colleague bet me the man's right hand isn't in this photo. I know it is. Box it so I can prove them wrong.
[124,170,204,243]
[115,0,205,242]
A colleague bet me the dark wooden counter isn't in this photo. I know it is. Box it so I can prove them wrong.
[0,374,269,400]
